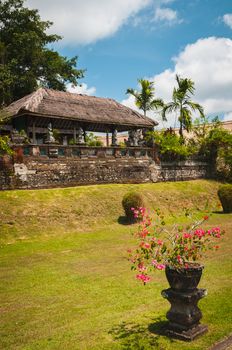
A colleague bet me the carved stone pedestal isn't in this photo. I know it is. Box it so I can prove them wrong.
[161,288,208,341]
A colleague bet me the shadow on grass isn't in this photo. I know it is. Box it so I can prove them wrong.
[109,317,173,349]
[148,318,169,336]
[118,216,134,225]
[212,210,225,214]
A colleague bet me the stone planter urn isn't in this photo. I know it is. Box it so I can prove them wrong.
[161,263,208,341]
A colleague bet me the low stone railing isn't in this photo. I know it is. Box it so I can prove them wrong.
[13,144,154,160]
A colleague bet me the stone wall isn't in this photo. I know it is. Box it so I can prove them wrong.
[150,160,210,183]
[0,155,210,190]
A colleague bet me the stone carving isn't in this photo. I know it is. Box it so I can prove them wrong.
[137,129,144,146]
[128,129,140,147]
[63,135,68,146]
[162,288,208,340]
[161,264,208,341]
[45,123,56,144]
[76,126,85,145]
[11,129,27,144]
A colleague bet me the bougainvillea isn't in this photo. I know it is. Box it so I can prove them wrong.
[128,208,224,284]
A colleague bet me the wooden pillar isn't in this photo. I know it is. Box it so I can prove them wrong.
[106,131,109,147]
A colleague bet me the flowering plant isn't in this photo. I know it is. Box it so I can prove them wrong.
[128,207,224,284]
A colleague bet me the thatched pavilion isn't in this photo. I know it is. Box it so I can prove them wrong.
[2,88,157,147]
[0,89,210,190]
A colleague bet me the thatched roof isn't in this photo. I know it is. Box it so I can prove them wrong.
[5,88,158,131]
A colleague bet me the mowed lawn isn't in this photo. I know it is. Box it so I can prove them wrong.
[0,180,231,350]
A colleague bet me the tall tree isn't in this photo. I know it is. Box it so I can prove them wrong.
[126,79,164,117]
[162,75,204,139]
[0,0,85,106]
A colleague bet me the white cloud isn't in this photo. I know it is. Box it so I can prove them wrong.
[66,83,96,95]
[223,14,232,29]
[154,7,178,23]
[26,0,151,45]
[122,37,232,127]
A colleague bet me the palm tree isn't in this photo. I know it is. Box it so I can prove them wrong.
[126,79,164,117]
[162,75,204,139]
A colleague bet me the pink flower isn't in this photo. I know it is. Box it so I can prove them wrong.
[212,227,221,235]
[152,260,165,270]
[156,263,165,270]
[139,242,150,249]
[194,229,205,238]
[138,263,146,271]
[183,233,192,239]
[177,255,183,264]
[136,274,151,284]
[144,242,151,249]
[140,228,149,238]
[129,206,223,285]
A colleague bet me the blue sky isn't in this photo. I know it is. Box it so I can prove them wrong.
[27,0,232,126]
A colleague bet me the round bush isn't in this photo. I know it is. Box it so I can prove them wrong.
[122,192,144,222]
[218,184,232,213]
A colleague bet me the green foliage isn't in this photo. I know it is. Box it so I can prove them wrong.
[119,141,126,148]
[68,138,75,145]
[85,132,103,147]
[52,129,61,143]
[162,75,204,139]
[149,129,194,161]
[0,135,13,155]
[126,79,163,116]
[122,192,144,222]
[203,123,232,182]
[0,0,85,106]
[192,114,214,142]
[218,185,232,213]
[0,110,13,155]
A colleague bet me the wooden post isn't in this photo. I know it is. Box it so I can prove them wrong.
[106,131,109,147]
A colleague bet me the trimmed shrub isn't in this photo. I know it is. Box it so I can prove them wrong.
[218,185,232,213]
[122,192,144,222]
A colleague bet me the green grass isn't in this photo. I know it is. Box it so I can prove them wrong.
[0,180,231,349]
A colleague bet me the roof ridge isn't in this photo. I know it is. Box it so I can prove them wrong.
[48,87,114,101]
[23,87,48,112]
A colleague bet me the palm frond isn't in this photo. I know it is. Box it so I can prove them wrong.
[181,108,192,131]
[186,101,204,116]
[162,102,177,121]
[126,79,162,116]
[150,98,164,110]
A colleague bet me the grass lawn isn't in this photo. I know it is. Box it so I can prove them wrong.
[0,180,231,349]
